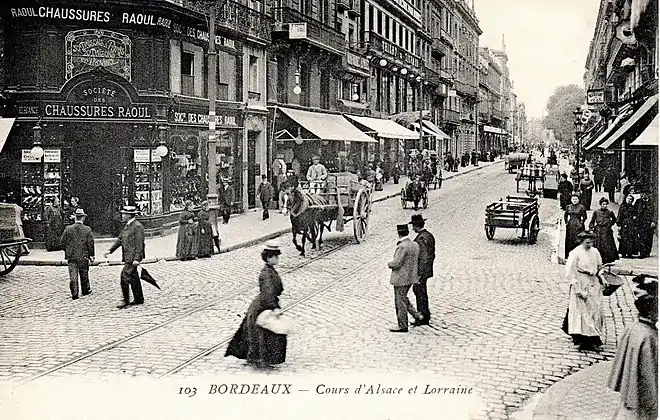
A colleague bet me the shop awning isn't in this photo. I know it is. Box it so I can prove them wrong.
[278,107,376,143]
[630,114,658,147]
[421,120,451,140]
[484,125,499,133]
[0,118,15,154]
[344,114,419,139]
[598,94,658,149]
[584,108,633,151]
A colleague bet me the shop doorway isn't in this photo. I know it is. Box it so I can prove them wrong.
[247,131,258,209]
[70,124,123,236]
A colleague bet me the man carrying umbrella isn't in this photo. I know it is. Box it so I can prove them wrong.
[104,206,145,308]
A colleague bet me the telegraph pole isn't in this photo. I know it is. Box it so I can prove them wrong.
[207,3,219,233]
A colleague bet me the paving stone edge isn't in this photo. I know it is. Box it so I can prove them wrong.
[17,161,502,267]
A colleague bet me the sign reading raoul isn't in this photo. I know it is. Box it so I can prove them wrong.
[66,29,131,81]
[587,89,605,105]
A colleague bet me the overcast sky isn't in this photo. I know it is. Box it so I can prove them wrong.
[473,0,601,118]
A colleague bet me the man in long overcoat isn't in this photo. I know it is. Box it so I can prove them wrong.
[410,214,435,325]
[59,208,95,299]
[256,175,275,220]
[105,206,145,308]
[387,224,423,332]
[635,192,657,259]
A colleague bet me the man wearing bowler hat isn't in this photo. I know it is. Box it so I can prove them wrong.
[387,224,424,332]
[104,206,145,308]
[410,214,435,325]
[59,208,95,300]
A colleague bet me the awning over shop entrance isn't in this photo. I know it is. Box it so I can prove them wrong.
[630,114,658,147]
[412,120,451,140]
[0,118,15,154]
[278,107,376,143]
[344,114,419,139]
[584,109,632,151]
[598,94,658,150]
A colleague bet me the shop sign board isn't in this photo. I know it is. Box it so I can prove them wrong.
[170,109,240,128]
[133,149,151,163]
[65,29,132,81]
[587,89,605,105]
[289,23,307,39]
[43,149,61,163]
[21,149,41,163]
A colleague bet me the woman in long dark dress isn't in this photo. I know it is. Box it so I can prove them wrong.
[589,197,619,264]
[196,201,214,258]
[558,173,574,210]
[617,194,638,258]
[225,242,287,367]
[565,194,588,259]
[579,173,595,210]
[175,200,197,260]
[43,197,64,251]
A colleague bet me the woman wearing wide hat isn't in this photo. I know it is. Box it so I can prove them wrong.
[561,231,604,350]
[225,241,287,368]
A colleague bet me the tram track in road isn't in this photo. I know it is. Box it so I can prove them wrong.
[18,164,508,381]
[19,239,355,384]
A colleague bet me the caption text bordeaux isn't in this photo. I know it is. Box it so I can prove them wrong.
[178,384,474,397]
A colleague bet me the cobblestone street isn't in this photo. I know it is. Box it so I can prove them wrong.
[0,163,638,419]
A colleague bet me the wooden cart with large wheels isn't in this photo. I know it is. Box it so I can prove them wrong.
[400,181,428,210]
[0,204,32,276]
[484,195,540,244]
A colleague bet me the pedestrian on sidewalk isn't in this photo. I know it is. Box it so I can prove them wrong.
[579,172,595,210]
[561,231,604,350]
[603,167,618,204]
[43,197,64,252]
[564,194,588,259]
[59,208,94,300]
[257,175,274,221]
[278,175,289,213]
[410,214,435,326]
[225,241,287,368]
[617,194,638,258]
[387,224,424,333]
[176,200,197,260]
[592,163,604,193]
[558,173,573,211]
[608,275,658,420]
[64,196,80,225]
[196,201,215,258]
[104,206,145,309]
[589,197,619,264]
[634,192,657,259]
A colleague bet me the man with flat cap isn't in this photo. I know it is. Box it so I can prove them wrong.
[410,214,435,325]
[306,155,328,194]
[387,224,424,332]
[104,206,145,308]
[60,208,95,300]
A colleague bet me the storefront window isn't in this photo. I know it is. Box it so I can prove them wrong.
[131,149,163,216]
[215,130,242,211]
[168,135,202,211]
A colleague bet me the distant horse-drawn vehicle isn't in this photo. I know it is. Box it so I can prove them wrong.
[282,172,374,256]
[401,176,428,210]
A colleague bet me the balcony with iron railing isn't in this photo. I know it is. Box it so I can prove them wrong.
[181,0,272,42]
[366,31,422,70]
[272,6,345,54]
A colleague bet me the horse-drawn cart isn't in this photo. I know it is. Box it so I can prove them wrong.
[401,179,428,210]
[285,172,374,255]
[484,195,540,244]
[0,203,31,276]
[504,153,530,173]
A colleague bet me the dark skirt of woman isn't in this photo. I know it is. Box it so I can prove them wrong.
[196,220,214,258]
[593,225,619,264]
[561,309,603,347]
[225,297,287,366]
[618,224,638,257]
[580,190,593,210]
[176,223,197,260]
[45,222,64,251]
[565,220,585,259]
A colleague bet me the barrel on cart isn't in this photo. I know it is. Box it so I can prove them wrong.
[484,195,540,244]
[504,153,530,173]
[0,203,32,276]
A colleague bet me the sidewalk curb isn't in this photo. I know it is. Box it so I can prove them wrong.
[17,160,502,267]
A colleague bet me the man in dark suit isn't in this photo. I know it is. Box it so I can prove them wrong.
[635,192,657,259]
[410,214,435,325]
[59,208,95,300]
[387,224,423,333]
[104,206,145,308]
[256,174,274,220]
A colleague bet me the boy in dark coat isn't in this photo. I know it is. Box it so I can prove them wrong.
[59,208,95,299]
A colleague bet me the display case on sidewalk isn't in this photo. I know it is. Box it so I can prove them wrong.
[131,149,163,217]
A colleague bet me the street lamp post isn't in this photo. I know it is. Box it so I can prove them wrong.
[573,107,583,175]
[206,3,219,238]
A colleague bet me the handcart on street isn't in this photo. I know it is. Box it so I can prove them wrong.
[484,195,540,244]
[0,203,31,276]
[516,163,546,196]
[542,165,560,199]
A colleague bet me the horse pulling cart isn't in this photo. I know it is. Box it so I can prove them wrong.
[484,195,540,244]
[285,172,374,256]
[0,204,31,276]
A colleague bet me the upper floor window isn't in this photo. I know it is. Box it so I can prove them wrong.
[248,55,259,93]
[181,51,195,96]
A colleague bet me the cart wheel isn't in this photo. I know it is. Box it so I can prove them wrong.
[353,189,370,243]
[422,192,429,209]
[485,225,495,240]
[400,189,407,209]
[0,245,22,276]
[528,216,540,245]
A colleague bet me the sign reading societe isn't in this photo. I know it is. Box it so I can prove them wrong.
[172,111,238,127]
